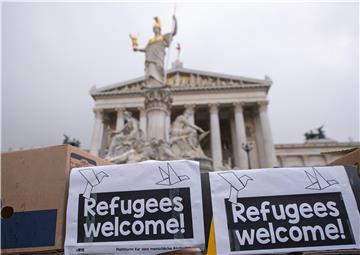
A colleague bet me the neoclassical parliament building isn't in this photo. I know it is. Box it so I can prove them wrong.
[89,61,358,169]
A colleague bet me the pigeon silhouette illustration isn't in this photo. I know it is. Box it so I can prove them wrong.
[79,169,109,199]
[218,172,253,204]
[305,167,338,190]
[156,163,189,186]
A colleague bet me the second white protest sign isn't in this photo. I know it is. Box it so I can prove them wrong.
[209,166,360,254]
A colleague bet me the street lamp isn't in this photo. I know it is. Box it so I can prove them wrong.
[242,142,253,169]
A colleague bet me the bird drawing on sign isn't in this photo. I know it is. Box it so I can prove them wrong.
[305,167,338,190]
[218,172,253,204]
[156,163,190,186]
[79,169,109,199]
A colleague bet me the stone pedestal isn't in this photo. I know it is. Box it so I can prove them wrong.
[144,87,173,142]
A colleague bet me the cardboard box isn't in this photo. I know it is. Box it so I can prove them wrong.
[327,147,360,176]
[1,145,110,254]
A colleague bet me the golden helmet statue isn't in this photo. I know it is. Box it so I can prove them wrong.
[153,17,161,30]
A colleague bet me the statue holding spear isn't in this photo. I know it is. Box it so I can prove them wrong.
[130,14,177,88]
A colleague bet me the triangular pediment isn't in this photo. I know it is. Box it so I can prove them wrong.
[91,67,272,96]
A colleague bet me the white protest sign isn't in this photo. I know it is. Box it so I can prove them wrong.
[65,160,204,255]
[210,166,360,254]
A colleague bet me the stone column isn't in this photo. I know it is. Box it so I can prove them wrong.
[90,109,104,156]
[144,88,172,142]
[233,103,248,169]
[258,101,278,167]
[165,111,171,142]
[277,156,283,167]
[254,110,266,168]
[115,107,125,131]
[100,114,111,157]
[138,107,147,139]
[185,104,195,125]
[230,119,240,168]
[301,155,307,166]
[209,104,223,169]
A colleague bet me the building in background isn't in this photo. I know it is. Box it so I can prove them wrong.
[276,140,359,167]
[89,60,359,169]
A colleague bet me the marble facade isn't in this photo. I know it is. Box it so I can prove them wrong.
[89,62,358,169]
[90,62,278,169]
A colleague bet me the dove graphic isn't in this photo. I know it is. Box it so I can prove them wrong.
[79,169,109,199]
[305,167,338,190]
[156,163,190,186]
[218,172,253,204]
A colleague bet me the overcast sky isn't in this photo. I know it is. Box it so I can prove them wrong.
[2,2,359,151]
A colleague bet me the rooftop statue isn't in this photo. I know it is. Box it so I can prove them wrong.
[63,134,80,147]
[130,16,177,88]
[305,125,326,140]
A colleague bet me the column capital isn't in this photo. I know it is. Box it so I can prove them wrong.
[137,106,145,113]
[185,104,196,111]
[93,108,103,118]
[209,103,219,114]
[233,102,245,113]
[257,101,269,111]
[115,107,125,113]
[102,113,111,123]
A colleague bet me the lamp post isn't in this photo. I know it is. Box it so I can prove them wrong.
[242,142,253,169]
